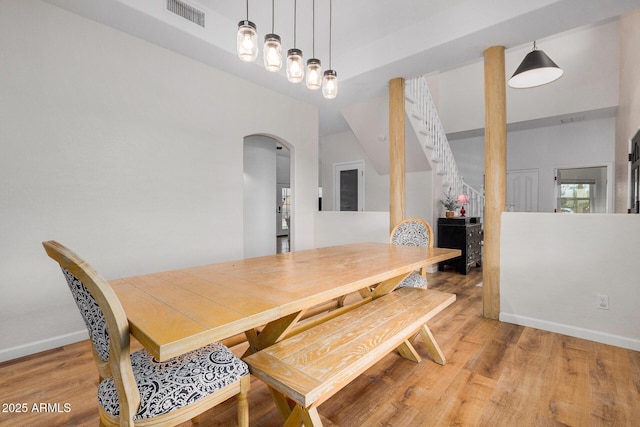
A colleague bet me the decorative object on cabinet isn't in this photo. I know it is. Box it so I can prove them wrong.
[457,194,469,217]
[438,217,482,275]
[440,188,458,218]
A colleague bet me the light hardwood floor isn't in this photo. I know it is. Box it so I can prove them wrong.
[1,268,638,426]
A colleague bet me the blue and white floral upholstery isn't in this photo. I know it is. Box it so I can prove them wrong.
[61,268,110,362]
[43,240,250,426]
[396,271,427,288]
[390,218,433,288]
[98,343,249,420]
[59,266,249,421]
[390,220,431,248]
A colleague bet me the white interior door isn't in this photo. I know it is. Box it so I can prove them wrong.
[333,161,365,211]
[506,169,539,212]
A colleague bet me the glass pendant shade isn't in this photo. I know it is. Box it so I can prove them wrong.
[322,69,338,99]
[263,34,282,72]
[286,49,304,83]
[236,20,258,62]
[508,47,563,88]
[306,58,322,90]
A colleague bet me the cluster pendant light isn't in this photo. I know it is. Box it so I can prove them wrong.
[264,0,282,72]
[286,0,304,83]
[236,0,258,62]
[305,0,322,90]
[508,41,563,89]
[236,0,337,99]
[322,0,337,99]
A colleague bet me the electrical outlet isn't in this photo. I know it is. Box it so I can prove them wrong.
[597,294,609,310]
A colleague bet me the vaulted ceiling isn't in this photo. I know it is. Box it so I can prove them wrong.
[45,0,640,136]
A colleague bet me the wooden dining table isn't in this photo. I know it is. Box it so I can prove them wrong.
[110,242,461,362]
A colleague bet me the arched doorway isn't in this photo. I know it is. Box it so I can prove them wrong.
[243,135,292,258]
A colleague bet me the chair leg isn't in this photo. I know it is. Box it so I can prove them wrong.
[237,376,250,427]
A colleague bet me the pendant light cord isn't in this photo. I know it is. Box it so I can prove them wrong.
[293,0,297,47]
[271,0,275,33]
[328,0,332,69]
[245,0,249,20]
[312,0,315,57]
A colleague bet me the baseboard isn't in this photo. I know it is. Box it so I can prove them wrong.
[499,313,640,352]
[0,330,88,363]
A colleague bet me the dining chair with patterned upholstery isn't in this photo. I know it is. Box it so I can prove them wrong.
[42,240,250,427]
[389,218,434,288]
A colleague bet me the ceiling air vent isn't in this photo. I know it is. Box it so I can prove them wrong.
[167,0,205,27]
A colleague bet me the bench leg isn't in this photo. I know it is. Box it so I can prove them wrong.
[267,386,295,421]
[284,405,323,427]
[419,324,446,365]
[396,339,422,363]
[267,386,323,427]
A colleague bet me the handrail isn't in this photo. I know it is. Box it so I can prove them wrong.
[405,76,485,223]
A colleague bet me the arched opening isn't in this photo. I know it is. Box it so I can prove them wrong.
[243,134,292,258]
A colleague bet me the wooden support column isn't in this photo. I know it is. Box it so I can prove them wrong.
[389,78,406,232]
[482,46,506,320]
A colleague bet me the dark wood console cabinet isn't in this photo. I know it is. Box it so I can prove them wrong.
[437,217,482,275]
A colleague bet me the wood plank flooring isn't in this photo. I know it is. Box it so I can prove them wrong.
[1,268,638,426]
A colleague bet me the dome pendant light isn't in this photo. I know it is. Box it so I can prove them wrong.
[322,0,338,99]
[286,0,304,83]
[264,0,282,72]
[306,0,322,90]
[508,41,563,89]
[236,0,258,62]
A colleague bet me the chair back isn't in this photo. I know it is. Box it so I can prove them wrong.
[42,240,141,423]
[390,218,434,248]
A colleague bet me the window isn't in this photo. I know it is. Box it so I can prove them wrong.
[559,182,594,213]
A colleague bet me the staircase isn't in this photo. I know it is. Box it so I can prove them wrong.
[405,76,485,222]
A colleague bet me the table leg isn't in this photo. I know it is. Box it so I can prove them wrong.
[244,311,305,355]
[371,271,411,298]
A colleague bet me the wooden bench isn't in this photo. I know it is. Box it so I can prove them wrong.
[243,286,456,427]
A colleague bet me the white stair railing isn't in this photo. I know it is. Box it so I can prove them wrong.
[405,76,485,222]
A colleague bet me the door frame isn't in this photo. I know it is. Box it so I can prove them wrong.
[553,163,612,213]
[333,160,365,211]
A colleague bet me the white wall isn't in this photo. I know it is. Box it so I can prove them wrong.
[501,213,640,351]
[0,0,318,361]
[314,212,390,248]
[320,130,389,212]
[320,129,433,222]
[450,117,616,212]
